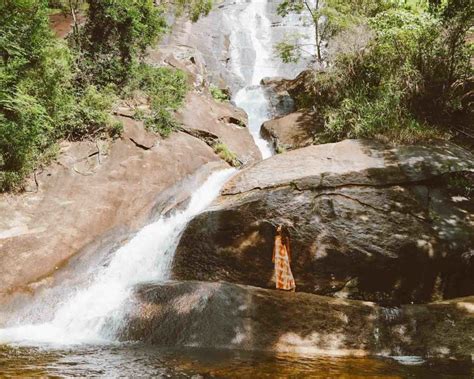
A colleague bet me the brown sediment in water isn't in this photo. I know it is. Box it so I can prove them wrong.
[0,345,472,378]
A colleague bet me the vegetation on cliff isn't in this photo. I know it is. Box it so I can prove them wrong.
[0,0,211,191]
[277,0,473,144]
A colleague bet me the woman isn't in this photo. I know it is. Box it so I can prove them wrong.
[273,225,296,291]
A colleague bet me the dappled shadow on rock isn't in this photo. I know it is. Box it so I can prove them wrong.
[172,140,474,305]
[120,281,474,359]
[120,281,378,356]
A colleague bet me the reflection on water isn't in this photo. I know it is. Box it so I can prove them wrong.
[1,344,472,378]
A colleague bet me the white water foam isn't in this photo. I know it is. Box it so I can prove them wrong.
[0,169,235,346]
[230,0,277,159]
[234,86,273,158]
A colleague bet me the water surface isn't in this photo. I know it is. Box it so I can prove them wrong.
[1,344,472,378]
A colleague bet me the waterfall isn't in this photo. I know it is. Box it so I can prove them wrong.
[0,169,235,345]
[229,0,316,159]
[230,0,275,159]
[0,0,316,348]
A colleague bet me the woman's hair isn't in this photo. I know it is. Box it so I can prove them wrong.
[276,224,289,238]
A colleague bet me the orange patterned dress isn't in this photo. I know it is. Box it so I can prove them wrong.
[273,235,296,291]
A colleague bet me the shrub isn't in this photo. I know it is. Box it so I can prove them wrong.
[0,0,119,191]
[63,85,122,140]
[210,86,230,102]
[174,0,213,22]
[213,142,240,167]
[298,6,472,144]
[127,64,188,137]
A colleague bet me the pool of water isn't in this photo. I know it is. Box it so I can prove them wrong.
[1,344,472,378]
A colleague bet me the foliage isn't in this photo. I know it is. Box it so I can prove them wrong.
[213,142,240,167]
[174,0,213,22]
[276,0,395,63]
[446,172,474,198]
[0,0,212,191]
[295,4,473,144]
[0,0,119,191]
[128,64,188,137]
[63,85,123,140]
[210,86,230,102]
[73,0,167,88]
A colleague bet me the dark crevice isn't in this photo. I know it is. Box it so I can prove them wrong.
[129,137,153,150]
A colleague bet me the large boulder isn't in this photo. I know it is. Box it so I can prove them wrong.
[172,140,474,304]
[121,280,474,358]
[0,118,226,305]
[261,110,316,152]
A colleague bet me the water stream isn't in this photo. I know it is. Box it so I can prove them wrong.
[230,0,316,159]
[0,169,235,345]
[231,0,276,158]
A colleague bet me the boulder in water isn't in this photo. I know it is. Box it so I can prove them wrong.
[261,110,316,152]
[121,280,474,358]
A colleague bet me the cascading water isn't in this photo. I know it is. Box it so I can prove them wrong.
[0,0,314,351]
[0,169,235,345]
[231,0,276,158]
[229,0,315,159]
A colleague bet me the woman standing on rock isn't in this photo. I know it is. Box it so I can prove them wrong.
[273,225,296,292]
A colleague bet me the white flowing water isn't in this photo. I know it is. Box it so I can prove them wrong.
[230,0,316,159]
[0,169,235,345]
[231,0,276,159]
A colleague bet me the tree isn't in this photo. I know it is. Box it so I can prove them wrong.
[0,0,75,190]
[276,0,395,64]
[73,0,167,87]
[286,5,472,144]
[276,0,343,63]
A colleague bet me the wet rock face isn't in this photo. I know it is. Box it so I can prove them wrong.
[121,281,474,358]
[177,91,261,165]
[172,140,474,305]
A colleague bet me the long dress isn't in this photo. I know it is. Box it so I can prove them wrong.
[273,235,296,291]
